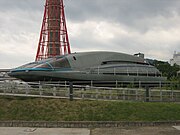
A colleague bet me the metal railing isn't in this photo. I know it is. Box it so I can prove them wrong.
[0,81,179,102]
[89,66,162,77]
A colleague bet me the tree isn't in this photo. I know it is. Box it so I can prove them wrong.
[152,60,180,80]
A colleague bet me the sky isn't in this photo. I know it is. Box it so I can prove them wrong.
[0,0,180,68]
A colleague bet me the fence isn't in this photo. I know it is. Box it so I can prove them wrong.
[0,81,179,102]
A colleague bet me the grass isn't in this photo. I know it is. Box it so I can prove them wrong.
[0,96,180,121]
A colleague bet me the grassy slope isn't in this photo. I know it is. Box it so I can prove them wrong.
[0,96,180,121]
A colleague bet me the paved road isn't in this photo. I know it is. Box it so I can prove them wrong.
[0,126,180,135]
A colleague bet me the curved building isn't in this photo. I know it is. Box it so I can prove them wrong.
[9,51,166,83]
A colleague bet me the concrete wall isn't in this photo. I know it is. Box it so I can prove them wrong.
[0,121,179,128]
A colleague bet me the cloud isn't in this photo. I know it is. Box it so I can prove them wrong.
[0,0,180,68]
[68,18,180,60]
[0,0,43,12]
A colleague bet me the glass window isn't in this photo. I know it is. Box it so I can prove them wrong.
[49,58,71,68]
[35,63,51,68]
[18,62,38,69]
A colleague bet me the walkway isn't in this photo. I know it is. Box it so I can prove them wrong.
[0,126,180,135]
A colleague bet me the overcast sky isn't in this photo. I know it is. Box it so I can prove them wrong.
[0,0,180,68]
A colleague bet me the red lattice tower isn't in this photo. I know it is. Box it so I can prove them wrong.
[35,0,71,61]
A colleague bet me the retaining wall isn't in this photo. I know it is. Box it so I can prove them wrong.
[0,121,180,128]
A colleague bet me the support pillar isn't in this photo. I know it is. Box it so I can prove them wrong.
[69,81,73,101]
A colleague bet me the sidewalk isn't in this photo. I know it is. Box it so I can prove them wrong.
[0,126,180,135]
[0,127,90,135]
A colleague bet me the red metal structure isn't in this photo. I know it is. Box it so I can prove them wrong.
[35,0,71,61]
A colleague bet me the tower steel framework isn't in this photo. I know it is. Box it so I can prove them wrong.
[35,0,71,61]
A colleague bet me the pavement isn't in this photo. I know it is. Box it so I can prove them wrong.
[0,128,90,135]
[0,126,180,135]
[91,126,180,135]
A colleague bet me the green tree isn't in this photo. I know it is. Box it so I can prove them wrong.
[153,60,180,80]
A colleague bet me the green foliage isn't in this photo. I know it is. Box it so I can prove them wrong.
[153,60,180,80]
[0,96,180,121]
